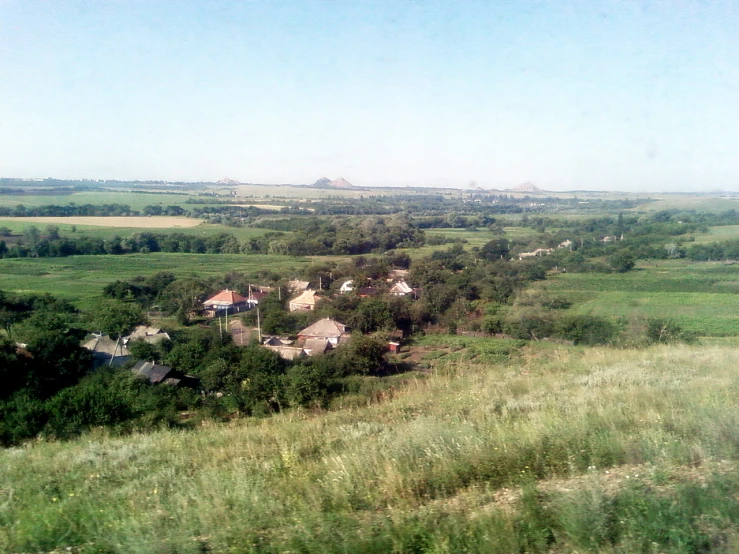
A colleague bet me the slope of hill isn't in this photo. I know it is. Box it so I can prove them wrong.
[311,177,332,188]
[4,342,739,553]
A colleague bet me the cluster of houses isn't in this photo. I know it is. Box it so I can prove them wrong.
[82,325,171,368]
[81,273,413,383]
[82,325,197,387]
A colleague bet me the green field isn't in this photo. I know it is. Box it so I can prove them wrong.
[0,253,310,309]
[541,260,739,336]
[5,344,739,552]
[690,225,739,244]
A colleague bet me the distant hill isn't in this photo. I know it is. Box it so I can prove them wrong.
[217,177,241,185]
[312,177,332,188]
[311,177,355,189]
[507,182,543,193]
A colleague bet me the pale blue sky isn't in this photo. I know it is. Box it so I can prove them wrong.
[1,0,737,191]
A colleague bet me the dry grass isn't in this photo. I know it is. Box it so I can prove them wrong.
[4,343,739,552]
[4,216,203,228]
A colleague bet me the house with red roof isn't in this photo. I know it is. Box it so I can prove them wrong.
[202,289,249,317]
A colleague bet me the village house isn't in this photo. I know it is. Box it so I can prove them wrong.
[558,239,573,249]
[297,318,350,356]
[82,334,130,367]
[518,248,554,260]
[264,344,308,360]
[131,361,178,385]
[389,280,415,297]
[339,280,354,294]
[123,325,171,345]
[130,361,197,387]
[289,289,318,311]
[246,289,269,309]
[202,289,249,317]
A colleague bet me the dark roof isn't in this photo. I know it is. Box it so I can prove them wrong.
[131,361,174,384]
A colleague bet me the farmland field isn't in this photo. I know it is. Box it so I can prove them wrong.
[541,260,739,336]
[4,216,202,228]
[0,191,213,211]
[0,253,310,309]
[0,218,277,242]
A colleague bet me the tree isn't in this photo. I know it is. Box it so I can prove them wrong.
[609,250,635,273]
[349,298,393,333]
[14,312,92,397]
[93,301,146,365]
[481,238,510,261]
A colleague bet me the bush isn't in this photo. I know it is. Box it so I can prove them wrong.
[555,315,620,346]
[504,310,555,340]
[645,318,696,344]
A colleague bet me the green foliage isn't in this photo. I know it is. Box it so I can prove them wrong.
[609,250,636,272]
[646,318,696,344]
[348,297,393,333]
[503,309,555,340]
[92,300,146,338]
[14,312,92,398]
[555,315,620,345]
[285,362,332,407]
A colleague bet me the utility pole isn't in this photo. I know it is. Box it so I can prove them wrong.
[257,307,262,343]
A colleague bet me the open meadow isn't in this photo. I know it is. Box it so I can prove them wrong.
[690,225,739,244]
[4,343,739,553]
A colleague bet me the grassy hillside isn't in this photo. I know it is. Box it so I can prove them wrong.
[4,343,739,553]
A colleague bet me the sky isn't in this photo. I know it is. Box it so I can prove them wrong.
[1,0,737,191]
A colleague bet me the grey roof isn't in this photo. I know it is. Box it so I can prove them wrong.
[298,318,347,339]
[302,338,332,356]
[125,325,171,344]
[131,361,174,384]
[265,345,307,360]
[83,335,130,357]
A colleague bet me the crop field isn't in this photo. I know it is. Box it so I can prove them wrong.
[0,191,215,211]
[0,219,277,242]
[541,260,739,336]
[6,344,739,552]
[4,216,202,228]
[0,253,310,309]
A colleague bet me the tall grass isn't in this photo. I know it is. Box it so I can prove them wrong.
[4,344,739,552]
